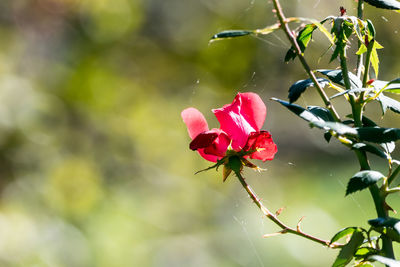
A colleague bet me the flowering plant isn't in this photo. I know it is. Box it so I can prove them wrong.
[183,0,400,266]
[182,92,277,180]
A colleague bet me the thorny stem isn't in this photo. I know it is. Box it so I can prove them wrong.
[269,0,395,260]
[388,164,400,186]
[360,39,374,102]
[354,150,395,259]
[339,47,363,127]
[270,0,341,122]
[270,0,395,260]
[234,171,344,248]
[356,0,364,78]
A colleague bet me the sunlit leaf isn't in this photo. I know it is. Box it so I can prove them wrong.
[384,78,400,94]
[364,0,400,10]
[346,170,385,195]
[285,24,317,62]
[370,41,383,77]
[376,94,400,115]
[307,106,335,122]
[356,43,368,55]
[332,230,364,267]
[368,255,400,267]
[271,98,324,123]
[352,143,388,159]
[354,247,378,260]
[288,78,329,103]
[330,227,359,245]
[311,121,358,136]
[330,88,372,99]
[317,69,362,89]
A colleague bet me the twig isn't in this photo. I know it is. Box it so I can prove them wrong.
[234,171,344,248]
[270,0,341,122]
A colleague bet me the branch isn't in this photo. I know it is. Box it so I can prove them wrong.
[234,171,344,248]
[270,0,341,122]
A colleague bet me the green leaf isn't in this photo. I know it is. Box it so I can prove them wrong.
[384,78,400,94]
[352,143,388,159]
[368,217,400,230]
[370,41,383,77]
[332,230,364,267]
[356,43,368,55]
[330,43,344,62]
[211,30,253,41]
[354,247,378,260]
[371,78,400,93]
[364,0,400,10]
[330,227,359,245]
[368,255,400,267]
[317,69,362,89]
[367,19,376,38]
[311,121,358,136]
[271,98,324,123]
[368,217,400,243]
[285,48,296,62]
[376,94,400,115]
[307,106,335,122]
[285,24,317,62]
[324,132,332,143]
[357,127,400,143]
[288,78,329,103]
[346,170,385,195]
[330,89,372,99]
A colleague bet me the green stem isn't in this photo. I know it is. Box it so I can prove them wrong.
[356,0,364,78]
[354,150,395,259]
[388,164,400,186]
[362,41,373,88]
[234,171,343,248]
[339,49,363,127]
[270,0,340,122]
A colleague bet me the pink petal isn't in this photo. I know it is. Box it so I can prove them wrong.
[238,92,266,131]
[245,131,277,162]
[213,93,259,150]
[181,107,209,140]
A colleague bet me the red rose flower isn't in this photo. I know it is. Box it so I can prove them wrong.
[181,92,277,163]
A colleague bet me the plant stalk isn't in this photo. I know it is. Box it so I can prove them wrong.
[354,150,395,259]
[270,0,340,122]
[356,0,364,78]
[234,171,343,248]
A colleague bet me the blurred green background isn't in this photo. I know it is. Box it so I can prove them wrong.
[0,0,400,266]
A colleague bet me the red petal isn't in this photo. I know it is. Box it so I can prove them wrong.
[197,149,219,162]
[189,129,231,162]
[203,129,230,157]
[181,108,209,140]
[190,132,218,150]
[245,131,277,161]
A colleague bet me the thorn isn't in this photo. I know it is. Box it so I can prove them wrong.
[275,206,286,216]
[384,201,397,214]
[297,216,305,232]
[263,229,287,238]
